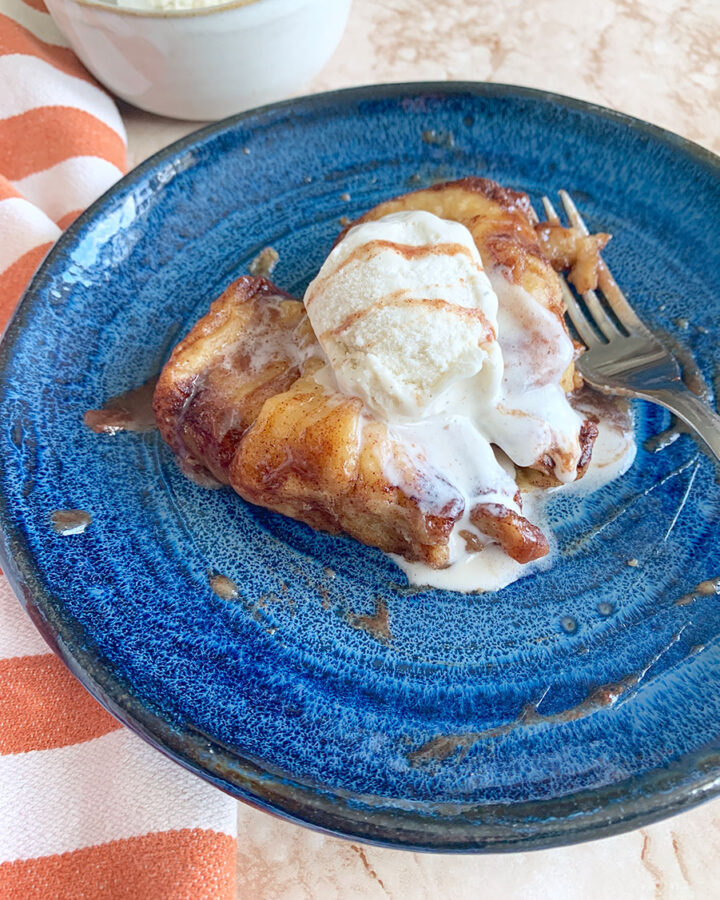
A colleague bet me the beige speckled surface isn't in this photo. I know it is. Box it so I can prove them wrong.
[121,1,720,896]
[124,0,720,163]
[233,800,720,899]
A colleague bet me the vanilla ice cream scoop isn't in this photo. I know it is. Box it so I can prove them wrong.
[304,211,502,421]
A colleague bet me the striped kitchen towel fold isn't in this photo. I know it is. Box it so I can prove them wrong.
[0,0,126,330]
[0,3,238,897]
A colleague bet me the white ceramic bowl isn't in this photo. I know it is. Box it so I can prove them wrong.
[45,0,352,120]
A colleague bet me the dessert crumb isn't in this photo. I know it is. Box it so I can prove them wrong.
[51,509,91,535]
[209,573,239,600]
[249,246,279,277]
[422,129,454,148]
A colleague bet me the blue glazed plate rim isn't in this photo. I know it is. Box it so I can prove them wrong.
[1,82,719,852]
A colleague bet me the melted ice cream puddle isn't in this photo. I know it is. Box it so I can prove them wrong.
[393,409,636,593]
[566,392,637,493]
[395,492,553,593]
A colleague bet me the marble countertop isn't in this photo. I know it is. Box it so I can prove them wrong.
[120,1,720,896]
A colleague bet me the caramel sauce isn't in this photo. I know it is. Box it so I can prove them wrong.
[84,377,159,435]
[327,293,494,342]
[348,597,392,643]
[408,674,637,765]
[675,576,720,606]
[644,427,684,453]
[572,386,632,432]
[209,573,239,600]
[51,509,91,535]
[308,239,477,300]
[319,586,331,610]
[643,330,713,456]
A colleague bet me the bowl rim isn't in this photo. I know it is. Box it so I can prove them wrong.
[1,81,719,853]
[50,0,312,23]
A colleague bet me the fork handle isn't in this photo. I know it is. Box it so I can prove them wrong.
[642,387,720,463]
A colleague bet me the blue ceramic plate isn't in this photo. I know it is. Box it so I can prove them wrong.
[1,84,719,852]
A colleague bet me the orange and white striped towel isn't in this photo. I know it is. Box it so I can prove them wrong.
[0,0,126,330]
[0,4,238,898]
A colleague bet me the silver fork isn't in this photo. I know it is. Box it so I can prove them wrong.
[541,191,720,463]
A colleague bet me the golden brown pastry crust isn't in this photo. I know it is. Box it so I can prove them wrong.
[230,370,462,567]
[154,276,306,484]
[154,283,466,566]
[154,177,608,568]
[534,222,610,293]
[154,276,546,566]
[342,177,567,321]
